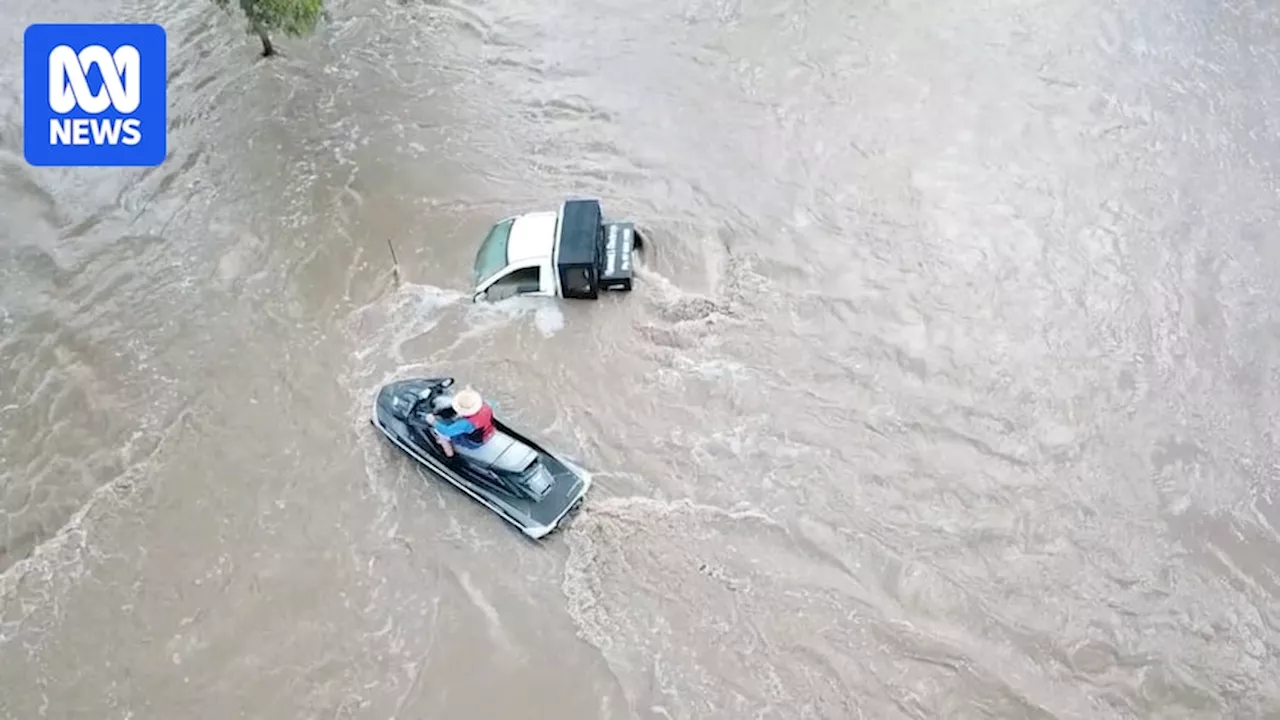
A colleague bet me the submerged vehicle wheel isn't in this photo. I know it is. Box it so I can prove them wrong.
[631,227,652,265]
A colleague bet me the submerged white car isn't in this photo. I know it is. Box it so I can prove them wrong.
[471,198,643,302]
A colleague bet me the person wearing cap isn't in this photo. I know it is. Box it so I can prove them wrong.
[425,386,496,457]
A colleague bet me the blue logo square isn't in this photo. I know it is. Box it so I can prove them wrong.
[23,23,167,167]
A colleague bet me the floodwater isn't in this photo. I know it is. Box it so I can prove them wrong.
[2,0,1279,716]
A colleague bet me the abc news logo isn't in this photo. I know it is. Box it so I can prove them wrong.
[24,24,166,167]
[48,44,143,146]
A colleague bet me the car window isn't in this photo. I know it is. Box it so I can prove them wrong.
[473,219,513,286]
[485,266,542,299]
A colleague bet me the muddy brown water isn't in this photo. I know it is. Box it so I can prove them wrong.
[2,0,1279,717]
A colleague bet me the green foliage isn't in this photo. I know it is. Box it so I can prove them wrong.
[214,0,324,56]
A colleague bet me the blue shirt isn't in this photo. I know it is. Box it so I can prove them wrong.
[433,416,477,439]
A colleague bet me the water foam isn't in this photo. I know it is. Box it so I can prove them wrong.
[0,409,183,644]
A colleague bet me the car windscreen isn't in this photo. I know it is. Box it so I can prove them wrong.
[473,219,513,286]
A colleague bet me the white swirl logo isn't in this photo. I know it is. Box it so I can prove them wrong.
[47,44,140,114]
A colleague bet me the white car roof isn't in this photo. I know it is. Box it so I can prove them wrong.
[506,211,558,264]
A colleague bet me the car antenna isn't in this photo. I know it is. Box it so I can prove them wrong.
[386,238,401,288]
